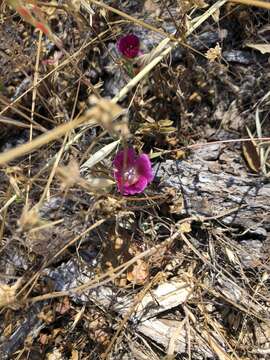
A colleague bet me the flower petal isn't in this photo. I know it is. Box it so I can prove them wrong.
[113,148,136,172]
[117,34,140,59]
[122,176,148,195]
[136,154,154,184]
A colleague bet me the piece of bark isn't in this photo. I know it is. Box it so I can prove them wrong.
[156,144,270,237]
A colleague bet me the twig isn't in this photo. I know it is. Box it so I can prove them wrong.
[230,0,270,10]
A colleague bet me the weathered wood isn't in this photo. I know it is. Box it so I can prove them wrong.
[156,144,270,237]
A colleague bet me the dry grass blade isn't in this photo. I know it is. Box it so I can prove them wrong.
[0,117,87,165]
[101,274,163,360]
[255,108,266,174]
[189,0,227,33]
[0,100,123,165]
[230,0,270,10]
[80,140,120,170]
[166,319,186,357]
[139,38,171,68]
[201,330,234,360]
[0,116,40,130]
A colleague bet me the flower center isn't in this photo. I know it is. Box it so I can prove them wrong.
[123,166,139,185]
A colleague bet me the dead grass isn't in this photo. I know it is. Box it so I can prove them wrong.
[1,0,270,359]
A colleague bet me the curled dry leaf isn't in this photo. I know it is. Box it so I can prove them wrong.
[127,259,149,285]
[0,278,22,308]
[137,119,176,135]
[40,0,58,16]
[71,350,79,360]
[179,221,192,233]
[242,139,260,173]
[206,43,222,62]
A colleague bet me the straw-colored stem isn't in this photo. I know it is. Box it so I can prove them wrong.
[230,0,270,10]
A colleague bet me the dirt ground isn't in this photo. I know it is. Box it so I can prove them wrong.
[1,0,270,359]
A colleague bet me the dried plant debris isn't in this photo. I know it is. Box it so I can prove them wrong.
[1,1,270,359]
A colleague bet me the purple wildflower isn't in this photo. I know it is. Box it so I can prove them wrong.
[113,148,154,195]
[117,34,140,59]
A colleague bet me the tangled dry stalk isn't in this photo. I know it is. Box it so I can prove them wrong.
[1,0,270,359]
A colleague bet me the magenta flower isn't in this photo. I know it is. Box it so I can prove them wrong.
[113,148,154,195]
[117,34,140,59]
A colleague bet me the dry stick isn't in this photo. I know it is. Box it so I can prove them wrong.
[0,186,12,246]
[26,31,42,206]
[1,210,237,307]
[4,48,45,297]
[201,281,269,324]
[230,0,270,10]
[0,194,17,214]
[0,116,42,130]
[21,136,70,301]
[3,0,232,305]
[203,315,240,359]
[0,115,86,215]
[89,0,175,40]
[90,0,223,52]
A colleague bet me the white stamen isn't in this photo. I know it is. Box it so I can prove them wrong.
[123,167,139,185]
